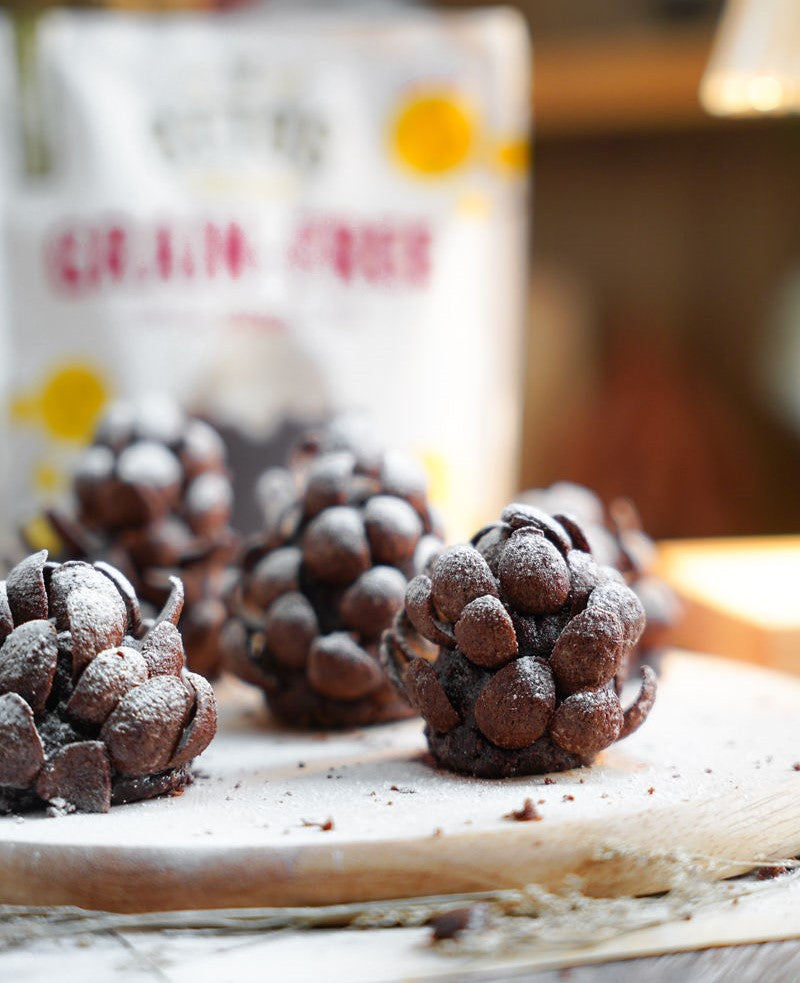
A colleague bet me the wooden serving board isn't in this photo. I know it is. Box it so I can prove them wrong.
[656,537,800,674]
[0,651,798,914]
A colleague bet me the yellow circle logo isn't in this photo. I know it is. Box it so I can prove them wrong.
[392,93,475,177]
[11,363,110,443]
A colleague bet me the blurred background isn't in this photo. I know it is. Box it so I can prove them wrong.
[1,0,799,544]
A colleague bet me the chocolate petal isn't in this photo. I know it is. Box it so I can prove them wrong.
[166,671,218,769]
[430,546,498,624]
[553,512,593,555]
[550,606,624,695]
[454,595,518,669]
[474,657,555,749]
[140,621,185,677]
[5,550,49,625]
[66,646,150,726]
[94,561,144,639]
[47,562,118,630]
[0,693,44,787]
[497,530,570,616]
[68,586,127,677]
[36,741,111,813]
[405,575,456,648]
[0,620,59,714]
[155,576,184,627]
[101,676,193,777]
[306,633,383,701]
[550,688,624,758]
[403,658,460,733]
[618,665,658,740]
[0,583,13,643]
[500,503,572,556]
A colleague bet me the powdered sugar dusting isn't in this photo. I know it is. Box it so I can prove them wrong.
[67,588,127,674]
[74,445,115,483]
[0,692,44,786]
[185,472,233,516]
[66,646,150,726]
[117,441,181,489]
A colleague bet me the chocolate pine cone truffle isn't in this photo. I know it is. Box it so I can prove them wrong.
[0,550,216,813]
[46,399,238,678]
[519,482,682,658]
[223,438,444,728]
[381,502,657,777]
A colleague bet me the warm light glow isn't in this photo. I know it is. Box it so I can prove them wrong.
[700,0,800,116]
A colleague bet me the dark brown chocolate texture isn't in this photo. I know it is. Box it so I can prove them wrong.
[40,399,238,678]
[0,551,216,813]
[381,503,657,777]
[223,424,444,728]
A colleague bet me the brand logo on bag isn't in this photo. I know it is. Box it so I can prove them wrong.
[45,218,258,295]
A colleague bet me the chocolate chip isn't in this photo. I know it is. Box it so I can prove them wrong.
[306,633,383,701]
[340,566,407,640]
[302,506,371,585]
[550,606,624,695]
[430,546,498,624]
[497,529,570,615]
[454,595,517,669]
[403,658,460,732]
[264,592,319,669]
[474,657,555,749]
[550,688,623,757]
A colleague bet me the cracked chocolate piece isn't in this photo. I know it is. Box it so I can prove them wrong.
[223,425,443,727]
[0,551,217,813]
[39,400,238,677]
[383,504,657,777]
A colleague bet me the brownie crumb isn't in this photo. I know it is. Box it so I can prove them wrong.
[428,904,488,941]
[544,777,556,785]
[503,797,542,822]
[301,817,334,831]
[755,866,790,880]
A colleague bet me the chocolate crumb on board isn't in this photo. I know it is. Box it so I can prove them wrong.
[543,777,556,785]
[503,797,542,822]
[389,784,416,794]
[793,763,800,771]
[648,787,655,794]
[428,904,489,941]
[562,794,575,802]
[755,865,790,880]
[301,817,334,831]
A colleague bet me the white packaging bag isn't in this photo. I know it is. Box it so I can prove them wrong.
[2,2,530,542]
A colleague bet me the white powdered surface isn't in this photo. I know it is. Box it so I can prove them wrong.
[0,652,792,846]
